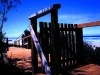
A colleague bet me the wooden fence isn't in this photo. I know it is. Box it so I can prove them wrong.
[11,20,100,74]
[13,21,84,74]
[39,22,84,73]
[12,21,84,74]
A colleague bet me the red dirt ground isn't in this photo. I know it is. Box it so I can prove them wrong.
[6,47,100,75]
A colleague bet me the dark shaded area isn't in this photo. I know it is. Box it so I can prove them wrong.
[60,41,100,75]
[83,42,100,65]
[0,39,32,75]
[1,41,100,75]
[0,53,32,75]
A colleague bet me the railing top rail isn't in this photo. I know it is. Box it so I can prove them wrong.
[77,21,100,28]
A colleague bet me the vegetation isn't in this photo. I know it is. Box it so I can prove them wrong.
[83,41,100,64]
[22,30,31,49]
[0,0,21,50]
[95,47,100,64]
[83,42,95,63]
[0,0,21,29]
[0,0,21,68]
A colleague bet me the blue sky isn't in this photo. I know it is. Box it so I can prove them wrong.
[2,0,100,39]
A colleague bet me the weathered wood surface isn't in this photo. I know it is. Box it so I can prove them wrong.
[78,21,100,28]
[28,4,61,19]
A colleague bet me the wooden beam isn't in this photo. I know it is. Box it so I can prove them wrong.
[20,35,31,40]
[13,35,31,42]
[77,21,100,28]
[28,4,61,19]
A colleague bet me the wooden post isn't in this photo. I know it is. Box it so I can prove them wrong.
[6,38,8,51]
[22,39,24,48]
[19,40,20,48]
[50,9,60,75]
[22,34,24,48]
[76,28,84,65]
[30,18,38,74]
[26,38,28,49]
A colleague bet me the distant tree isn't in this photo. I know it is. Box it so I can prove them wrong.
[24,30,30,43]
[95,47,100,64]
[24,30,30,36]
[23,30,31,49]
[0,0,21,64]
[0,0,21,45]
[84,43,100,64]
[0,0,21,30]
[83,42,95,63]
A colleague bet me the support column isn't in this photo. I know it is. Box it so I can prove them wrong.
[30,18,38,74]
[76,28,84,65]
[50,9,60,75]
[6,38,8,51]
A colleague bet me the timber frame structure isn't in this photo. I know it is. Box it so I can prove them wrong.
[29,4,61,75]
[24,3,100,75]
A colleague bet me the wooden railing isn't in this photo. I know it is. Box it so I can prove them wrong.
[78,21,100,28]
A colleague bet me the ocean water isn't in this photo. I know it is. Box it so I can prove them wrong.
[8,36,100,47]
[83,36,100,47]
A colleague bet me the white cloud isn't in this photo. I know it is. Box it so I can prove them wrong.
[7,29,19,32]
[59,14,83,19]
[6,31,23,38]
[58,14,91,24]
[58,13,100,36]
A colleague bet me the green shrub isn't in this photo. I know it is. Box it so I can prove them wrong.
[83,42,95,63]
[95,47,100,64]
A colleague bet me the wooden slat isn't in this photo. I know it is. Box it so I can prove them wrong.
[71,24,76,65]
[44,22,50,63]
[60,23,65,67]
[39,22,45,73]
[66,24,70,66]
[77,21,100,28]
[64,24,68,66]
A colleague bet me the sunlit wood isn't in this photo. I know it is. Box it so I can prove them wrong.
[77,21,100,28]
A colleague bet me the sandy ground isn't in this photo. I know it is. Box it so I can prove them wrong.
[6,47,42,74]
[7,47,31,59]
[69,64,100,75]
[6,47,100,75]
